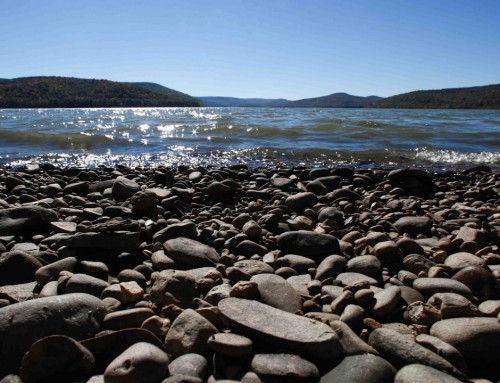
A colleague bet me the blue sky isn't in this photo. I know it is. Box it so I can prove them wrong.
[1,0,499,99]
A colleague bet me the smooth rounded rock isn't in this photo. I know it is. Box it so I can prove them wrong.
[164,237,220,267]
[277,231,340,260]
[412,278,473,299]
[347,255,381,276]
[168,353,207,380]
[395,364,462,383]
[207,332,253,357]
[315,255,347,280]
[251,273,302,313]
[251,353,319,381]
[320,354,396,383]
[104,342,169,383]
[218,297,342,361]
[150,270,199,309]
[0,293,106,376]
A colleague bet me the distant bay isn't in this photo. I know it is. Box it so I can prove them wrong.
[0,107,499,169]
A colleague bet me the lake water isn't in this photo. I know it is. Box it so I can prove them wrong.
[0,107,499,169]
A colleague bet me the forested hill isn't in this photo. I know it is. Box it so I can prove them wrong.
[0,77,202,108]
[275,93,382,108]
[373,84,500,109]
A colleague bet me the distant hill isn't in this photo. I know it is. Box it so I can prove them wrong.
[198,96,289,107]
[128,82,201,105]
[275,93,382,108]
[373,84,500,109]
[0,77,202,108]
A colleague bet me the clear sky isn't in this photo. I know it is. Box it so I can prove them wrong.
[1,0,499,99]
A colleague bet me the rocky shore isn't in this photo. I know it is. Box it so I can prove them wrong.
[0,163,499,383]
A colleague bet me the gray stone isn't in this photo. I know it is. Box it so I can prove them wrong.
[65,273,110,297]
[168,353,207,380]
[111,176,141,199]
[336,272,378,286]
[19,335,95,383]
[251,353,319,381]
[279,254,316,273]
[347,255,381,276]
[0,206,58,235]
[35,256,78,285]
[232,259,274,276]
[394,217,432,237]
[320,354,396,383]
[164,237,220,267]
[403,254,436,274]
[153,221,198,243]
[218,297,342,361]
[104,342,169,383]
[330,320,378,356]
[444,252,484,272]
[368,285,401,318]
[427,292,480,318]
[277,231,340,260]
[207,333,253,357]
[412,278,473,299]
[287,274,312,296]
[430,317,500,361]
[103,308,155,331]
[368,328,467,381]
[315,255,347,280]
[0,293,106,376]
[165,309,218,358]
[251,273,301,313]
[415,334,467,373]
[395,364,462,383]
[285,192,318,211]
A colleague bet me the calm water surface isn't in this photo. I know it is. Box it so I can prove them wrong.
[0,107,499,169]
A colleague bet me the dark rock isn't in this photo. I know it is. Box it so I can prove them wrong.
[207,332,253,357]
[232,259,274,276]
[277,231,340,260]
[153,221,198,242]
[168,353,208,380]
[251,273,302,313]
[0,293,106,376]
[130,190,158,211]
[164,237,220,267]
[330,320,378,356]
[368,328,467,381]
[412,278,473,299]
[43,231,140,250]
[19,335,95,383]
[347,255,381,276]
[403,254,436,275]
[0,206,58,235]
[165,309,218,358]
[395,364,462,383]
[0,250,43,285]
[285,192,318,211]
[218,297,342,361]
[234,240,268,257]
[315,255,347,280]
[104,342,170,383]
[318,207,344,227]
[112,176,141,199]
[34,257,78,284]
[394,217,432,237]
[251,353,319,382]
[452,265,498,299]
[65,273,110,297]
[427,292,480,318]
[103,308,155,331]
[320,354,396,383]
[415,334,467,373]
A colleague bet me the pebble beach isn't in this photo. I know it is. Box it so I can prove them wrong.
[0,163,499,382]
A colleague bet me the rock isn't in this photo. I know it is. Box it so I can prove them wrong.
[287,274,312,296]
[318,207,344,227]
[368,328,467,381]
[395,364,462,383]
[388,168,436,196]
[0,281,37,303]
[427,292,480,318]
[368,285,401,318]
[279,254,316,273]
[415,334,467,373]
[330,320,378,355]
[112,176,141,199]
[130,190,158,211]
[412,278,473,299]
[218,297,342,361]
[0,250,43,285]
[151,250,178,271]
[0,293,106,376]
[35,257,78,285]
[0,206,58,235]
[103,308,155,331]
[251,273,302,313]
[65,273,110,297]
[315,255,346,280]
[205,283,232,305]
[232,259,274,276]
[444,252,484,272]
[277,231,340,260]
[335,272,378,286]
[478,300,500,317]
[403,254,436,274]
[164,237,220,267]
[251,353,319,382]
[81,328,164,373]
[430,317,500,361]
[327,188,361,202]
[19,335,95,383]
[394,217,432,237]
[242,220,263,241]
[320,354,396,383]
[452,265,498,300]
[153,221,198,242]
[207,333,253,357]
[234,240,268,257]
[104,342,170,383]
[165,309,218,358]
[141,316,171,340]
[43,231,140,250]
[455,226,486,247]
[168,353,207,380]
[285,192,318,211]
[347,255,381,276]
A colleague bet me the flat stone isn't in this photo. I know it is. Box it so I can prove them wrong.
[395,364,462,383]
[286,274,312,296]
[285,192,318,211]
[320,354,396,383]
[394,216,432,237]
[368,328,466,381]
[335,272,378,286]
[165,309,218,358]
[232,259,274,276]
[277,231,340,260]
[0,293,106,376]
[330,320,378,356]
[0,206,58,235]
[430,317,500,361]
[251,273,302,313]
[279,254,316,273]
[403,254,436,274]
[207,332,253,357]
[168,353,207,380]
[478,300,500,317]
[415,334,467,373]
[218,297,342,361]
[412,278,473,299]
[65,273,110,297]
[251,353,319,381]
[19,335,95,383]
[427,292,480,318]
[0,281,37,302]
[164,237,220,267]
[104,342,169,383]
